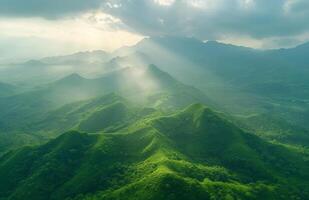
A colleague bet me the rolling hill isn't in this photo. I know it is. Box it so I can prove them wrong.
[112,36,309,145]
[0,66,210,154]
[0,82,16,97]
[1,36,309,150]
[0,104,308,200]
[33,93,158,136]
[0,36,308,200]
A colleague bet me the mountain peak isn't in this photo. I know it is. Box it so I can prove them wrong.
[55,73,85,85]
[23,59,46,66]
[147,64,161,72]
[136,36,204,49]
[293,41,309,51]
[74,49,108,56]
[204,40,252,50]
[65,73,83,80]
[205,40,220,45]
[182,103,219,124]
[184,103,207,113]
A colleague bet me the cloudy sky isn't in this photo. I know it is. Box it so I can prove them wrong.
[1,0,309,62]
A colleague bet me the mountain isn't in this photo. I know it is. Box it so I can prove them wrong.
[46,64,210,108]
[1,36,309,147]
[0,50,111,85]
[0,66,210,154]
[33,93,158,136]
[112,36,309,144]
[268,42,309,65]
[235,112,309,146]
[0,82,16,97]
[118,36,309,99]
[41,50,110,65]
[0,104,308,200]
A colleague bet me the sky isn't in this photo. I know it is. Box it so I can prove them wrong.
[0,0,309,62]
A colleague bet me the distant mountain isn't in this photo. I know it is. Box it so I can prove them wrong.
[109,51,152,68]
[268,42,309,64]
[41,50,110,65]
[112,36,309,137]
[235,112,309,146]
[0,50,111,85]
[0,65,210,137]
[1,35,309,146]
[0,104,308,200]
[46,64,209,107]
[120,36,309,93]
[0,82,16,97]
[33,93,157,135]
[118,36,308,89]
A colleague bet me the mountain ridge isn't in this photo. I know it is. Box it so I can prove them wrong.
[0,103,308,200]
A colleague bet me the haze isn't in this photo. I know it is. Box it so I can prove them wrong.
[1,0,309,62]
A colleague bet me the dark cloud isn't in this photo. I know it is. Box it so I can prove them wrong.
[0,0,103,18]
[101,0,309,40]
[0,0,308,41]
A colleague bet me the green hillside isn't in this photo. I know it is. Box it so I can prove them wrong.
[0,82,16,97]
[0,65,208,133]
[0,65,210,155]
[34,93,158,136]
[0,104,308,200]
[3,36,309,146]
[113,36,309,146]
[1,37,309,200]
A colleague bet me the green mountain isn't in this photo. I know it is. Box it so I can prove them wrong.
[33,93,157,136]
[41,50,110,65]
[3,37,309,137]
[0,36,309,200]
[0,64,208,130]
[0,82,16,97]
[0,50,110,86]
[235,113,309,146]
[0,66,210,154]
[0,104,308,200]
[113,36,309,146]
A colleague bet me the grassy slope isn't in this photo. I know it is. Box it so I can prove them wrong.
[0,65,208,132]
[120,37,309,141]
[0,82,16,97]
[0,104,308,200]
[0,64,211,155]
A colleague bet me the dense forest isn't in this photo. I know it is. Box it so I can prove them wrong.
[0,36,308,200]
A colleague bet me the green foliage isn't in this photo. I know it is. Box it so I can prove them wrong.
[0,104,308,200]
[0,82,16,97]
[1,38,309,199]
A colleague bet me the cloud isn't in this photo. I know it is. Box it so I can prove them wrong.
[0,0,308,50]
[100,0,309,41]
[0,15,143,62]
[0,0,103,18]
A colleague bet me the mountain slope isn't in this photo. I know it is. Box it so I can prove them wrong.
[113,36,309,145]
[41,50,110,65]
[0,65,209,133]
[152,104,309,181]
[0,65,210,155]
[0,50,111,85]
[0,82,16,97]
[0,104,308,200]
[34,93,158,136]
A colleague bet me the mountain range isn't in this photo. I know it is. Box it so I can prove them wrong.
[0,36,308,200]
[0,64,210,154]
[0,103,308,200]
[5,35,306,145]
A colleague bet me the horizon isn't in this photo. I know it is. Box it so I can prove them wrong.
[1,0,309,62]
[1,1,309,199]
[1,35,308,64]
